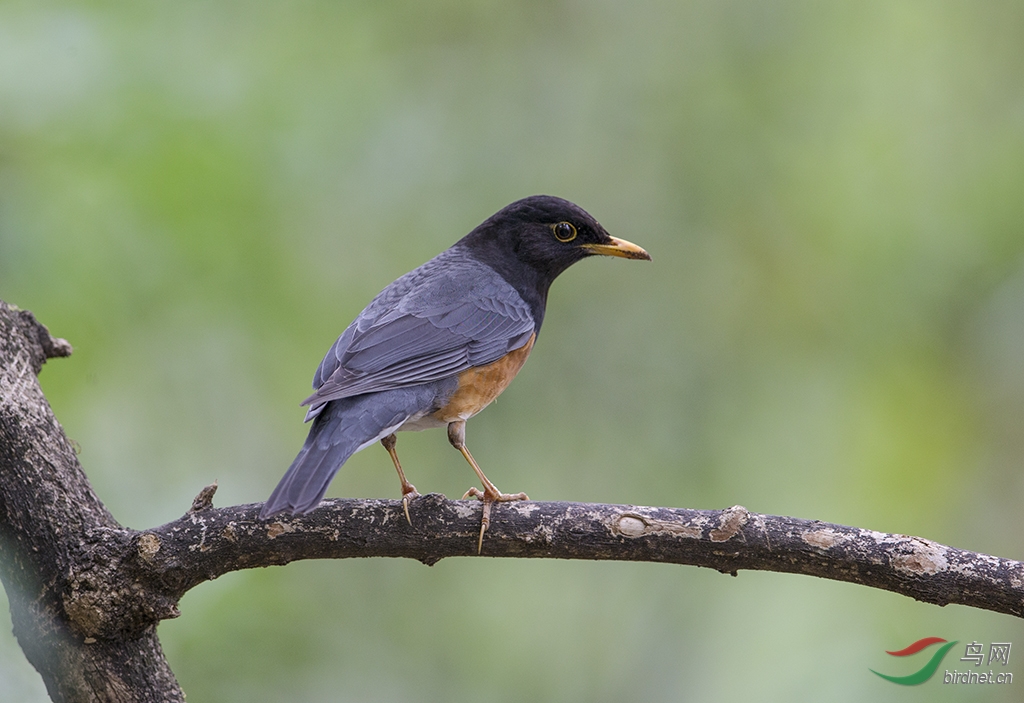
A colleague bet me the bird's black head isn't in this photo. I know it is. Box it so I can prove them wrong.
[457,196,651,310]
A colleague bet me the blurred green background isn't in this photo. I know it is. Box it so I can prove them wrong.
[3,1,1024,701]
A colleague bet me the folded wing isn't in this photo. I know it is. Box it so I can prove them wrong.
[303,250,535,418]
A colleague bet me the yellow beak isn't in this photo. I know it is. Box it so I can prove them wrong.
[581,236,652,261]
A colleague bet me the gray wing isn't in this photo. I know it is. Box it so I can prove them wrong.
[303,248,535,417]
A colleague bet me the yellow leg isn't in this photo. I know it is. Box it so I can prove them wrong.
[448,421,528,553]
[381,434,419,526]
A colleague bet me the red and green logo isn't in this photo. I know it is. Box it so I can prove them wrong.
[871,637,958,685]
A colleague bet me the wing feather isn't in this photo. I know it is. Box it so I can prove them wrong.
[303,248,535,413]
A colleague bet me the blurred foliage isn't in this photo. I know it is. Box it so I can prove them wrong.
[3,1,1024,701]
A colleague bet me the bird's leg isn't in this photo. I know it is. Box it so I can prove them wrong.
[381,433,418,526]
[447,420,528,553]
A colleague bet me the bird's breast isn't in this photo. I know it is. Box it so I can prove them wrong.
[428,333,536,424]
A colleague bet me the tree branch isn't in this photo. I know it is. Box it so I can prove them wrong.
[145,493,1024,618]
[0,302,181,702]
[2,299,1023,702]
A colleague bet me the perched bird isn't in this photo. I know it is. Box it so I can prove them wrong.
[260,195,650,550]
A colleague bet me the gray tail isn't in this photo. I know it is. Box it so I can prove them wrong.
[259,384,445,520]
[259,404,364,519]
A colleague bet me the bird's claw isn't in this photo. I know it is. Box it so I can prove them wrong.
[401,488,421,526]
[461,487,529,502]
[461,487,529,554]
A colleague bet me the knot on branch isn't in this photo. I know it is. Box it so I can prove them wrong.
[0,301,72,375]
[60,530,181,640]
[189,482,218,513]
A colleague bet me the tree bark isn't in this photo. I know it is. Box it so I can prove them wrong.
[0,303,182,702]
[2,299,1022,701]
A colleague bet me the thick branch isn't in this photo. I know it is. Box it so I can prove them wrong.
[140,494,1024,618]
[0,302,183,703]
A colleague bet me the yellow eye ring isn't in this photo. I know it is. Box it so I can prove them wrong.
[552,221,577,242]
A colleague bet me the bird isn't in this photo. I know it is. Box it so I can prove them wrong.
[260,195,651,551]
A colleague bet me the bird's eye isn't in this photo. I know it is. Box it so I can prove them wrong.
[552,221,577,242]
